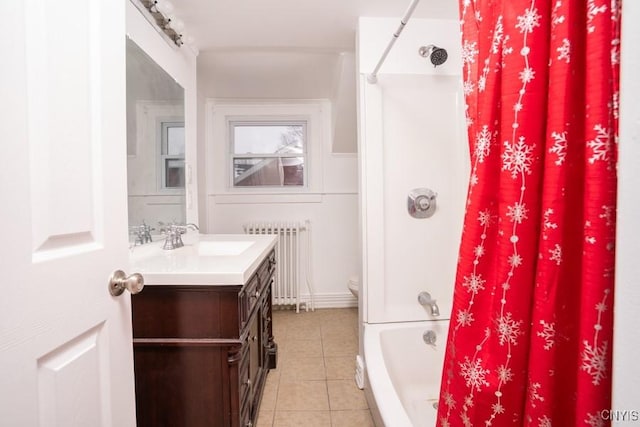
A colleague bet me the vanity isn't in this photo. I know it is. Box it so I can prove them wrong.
[130,234,278,427]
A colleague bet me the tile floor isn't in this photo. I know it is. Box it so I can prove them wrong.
[256,307,374,427]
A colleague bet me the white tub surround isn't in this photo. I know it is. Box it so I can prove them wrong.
[357,17,468,325]
[364,321,449,427]
[356,15,465,425]
[129,233,277,285]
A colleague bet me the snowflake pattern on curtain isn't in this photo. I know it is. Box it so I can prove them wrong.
[438,0,620,426]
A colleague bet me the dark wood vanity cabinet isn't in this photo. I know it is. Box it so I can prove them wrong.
[131,250,277,427]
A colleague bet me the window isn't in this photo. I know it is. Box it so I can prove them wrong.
[160,121,185,190]
[230,121,307,188]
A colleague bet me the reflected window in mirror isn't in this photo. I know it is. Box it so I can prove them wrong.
[160,121,185,190]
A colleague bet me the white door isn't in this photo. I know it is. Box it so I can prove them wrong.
[0,1,137,426]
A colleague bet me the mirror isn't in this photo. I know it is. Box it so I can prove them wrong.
[126,38,185,241]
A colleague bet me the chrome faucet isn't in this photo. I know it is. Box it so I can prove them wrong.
[185,223,199,231]
[418,291,440,317]
[160,222,199,250]
[129,221,154,246]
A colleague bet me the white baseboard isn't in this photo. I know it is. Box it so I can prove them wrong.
[275,292,357,309]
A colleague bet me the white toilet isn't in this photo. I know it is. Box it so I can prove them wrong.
[347,276,359,298]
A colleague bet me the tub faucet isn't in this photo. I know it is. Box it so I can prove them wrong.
[423,330,437,348]
[418,291,440,317]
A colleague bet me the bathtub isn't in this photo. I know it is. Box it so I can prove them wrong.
[364,320,449,427]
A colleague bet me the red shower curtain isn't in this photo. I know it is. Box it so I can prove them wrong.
[438,1,620,426]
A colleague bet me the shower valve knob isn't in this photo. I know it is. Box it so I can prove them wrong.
[408,188,437,218]
[417,196,431,211]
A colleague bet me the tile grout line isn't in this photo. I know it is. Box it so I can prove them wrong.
[260,308,370,426]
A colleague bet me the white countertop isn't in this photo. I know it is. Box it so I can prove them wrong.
[129,233,278,285]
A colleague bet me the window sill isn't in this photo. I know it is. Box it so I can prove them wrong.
[128,191,185,197]
[213,193,323,204]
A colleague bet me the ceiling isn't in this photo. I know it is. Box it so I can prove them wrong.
[168,0,458,154]
[171,0,458,52]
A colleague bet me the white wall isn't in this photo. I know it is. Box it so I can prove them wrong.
[332,52,358,153]
[197,50,357,154]
[202,99,359,308]
[358,18,468,324]
[126,1,199,225]
[195,37,361,308]
[612,1,640,413]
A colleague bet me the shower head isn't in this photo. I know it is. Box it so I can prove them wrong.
[419,44,448,67]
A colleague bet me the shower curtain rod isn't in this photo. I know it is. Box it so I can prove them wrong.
[367,0,421,84]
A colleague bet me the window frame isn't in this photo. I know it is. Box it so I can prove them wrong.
[157,119,186,193]
[228,119,309,189]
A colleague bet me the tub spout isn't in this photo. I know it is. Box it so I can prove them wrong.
[418,291,440,317]
[430,303,440,317]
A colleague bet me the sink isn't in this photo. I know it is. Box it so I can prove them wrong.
[129,234,278,285]
[197,241,255,256]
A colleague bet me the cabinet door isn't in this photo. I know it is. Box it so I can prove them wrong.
[245,314,260,426]
[248,314,260,391]
[134,345,228,427]
[262,280,277,370]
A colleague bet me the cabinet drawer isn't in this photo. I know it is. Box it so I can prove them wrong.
[257,250,276,287]
[132,286,241,339]
[239,276,259,329]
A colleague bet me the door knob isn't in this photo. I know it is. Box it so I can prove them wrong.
[109,270,144,296]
